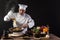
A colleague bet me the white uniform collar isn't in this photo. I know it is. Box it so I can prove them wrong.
[17,13,26,17]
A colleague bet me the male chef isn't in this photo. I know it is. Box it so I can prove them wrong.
[4,4,35,36]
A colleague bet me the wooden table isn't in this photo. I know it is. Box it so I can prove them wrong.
[1,34,60,40]
[50,34,60,40]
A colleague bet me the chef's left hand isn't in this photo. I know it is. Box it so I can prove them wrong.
[22,24,28,28]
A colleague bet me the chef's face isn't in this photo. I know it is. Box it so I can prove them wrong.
[19,9,26,15]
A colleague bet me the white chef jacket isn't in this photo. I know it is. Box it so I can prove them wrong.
[4,10,35,34]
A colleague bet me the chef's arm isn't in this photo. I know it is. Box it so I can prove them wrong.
[4,10,13,21]
[28,18,35,28]
[22,18,35,28]
[4,15,11,21]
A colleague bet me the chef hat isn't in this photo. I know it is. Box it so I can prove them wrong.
[18,4,28,10]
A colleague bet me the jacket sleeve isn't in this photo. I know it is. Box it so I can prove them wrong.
[28,15,35,28]
[4,10,13,21]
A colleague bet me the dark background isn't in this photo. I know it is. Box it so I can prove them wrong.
[0,0,60,37]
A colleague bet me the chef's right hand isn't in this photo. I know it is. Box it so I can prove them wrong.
[11,18,15,20]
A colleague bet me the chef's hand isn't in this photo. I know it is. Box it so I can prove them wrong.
[11,18,15,20]
[22,24,28,28]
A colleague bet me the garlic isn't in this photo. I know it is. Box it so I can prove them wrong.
[46,35,50,38]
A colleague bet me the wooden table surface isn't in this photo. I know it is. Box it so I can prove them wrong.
[1,34,60,40]
[50,34,60,40]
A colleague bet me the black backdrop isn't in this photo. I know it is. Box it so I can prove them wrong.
[0,0,60,37]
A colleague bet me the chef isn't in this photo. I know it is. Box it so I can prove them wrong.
[4,4,35,36]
